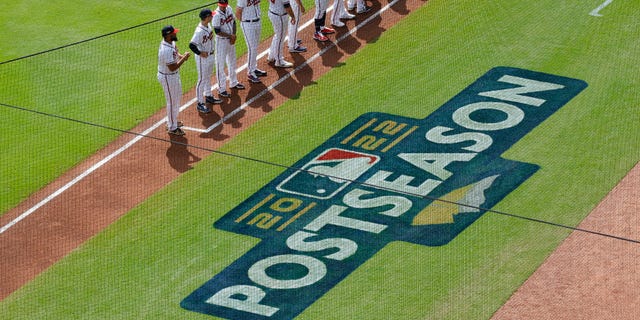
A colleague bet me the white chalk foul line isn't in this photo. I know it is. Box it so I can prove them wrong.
[185,3,398,133]
[0,123,161,234]
[185,8,332,133]
[0,2,397,234]
[182,13,318,133]
[590,0,613,17]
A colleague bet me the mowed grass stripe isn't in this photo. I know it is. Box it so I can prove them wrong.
[2,1,640,319]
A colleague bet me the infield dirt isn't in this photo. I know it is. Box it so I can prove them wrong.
[1,1,638,319]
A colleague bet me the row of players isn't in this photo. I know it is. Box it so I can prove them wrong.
[158,0,373,135]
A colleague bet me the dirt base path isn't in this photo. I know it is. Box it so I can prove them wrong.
[0,0,423,301]
[492,161,640,319]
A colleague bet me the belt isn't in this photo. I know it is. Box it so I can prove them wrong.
[269,10,287,16]
[242,18,260,22]
[159,71,177,75]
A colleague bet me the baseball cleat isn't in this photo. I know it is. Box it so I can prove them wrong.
[197,103,211,114]
[313,32,329,42]
[232,83,246,90]
[254,69,268,77]
[219,91,231,98]
[289,45,308,53]
[248,74,261,83]
[331,21,346,28]
[167,121,184,130]
[205,95,222,104]
[357,6,372,14]
[168,128,185,136]
[275,60,294,68]
[266,57,276,64]
[320,26,336,34]
[341,13,356,20]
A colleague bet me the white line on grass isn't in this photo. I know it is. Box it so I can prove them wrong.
[590,0,613,17]
[185,1,399,133]
[0,2,398,234]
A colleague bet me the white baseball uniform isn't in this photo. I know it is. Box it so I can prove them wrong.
[331,0,350,26]
[314,0,330,28]
[347,0,366,13]
[190,23,215,104]
[157,40,182,131]
[212,5,240,93]
[267,0,290,64]
[238,0,262,77]
[287,0,303,50]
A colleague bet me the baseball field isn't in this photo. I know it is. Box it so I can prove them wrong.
[1,0,639,319]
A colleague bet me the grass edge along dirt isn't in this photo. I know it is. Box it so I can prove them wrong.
[0,0,316,215]
[2,0,640,319]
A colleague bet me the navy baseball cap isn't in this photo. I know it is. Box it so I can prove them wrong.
[161,25,179,37]
[199,8,213,19]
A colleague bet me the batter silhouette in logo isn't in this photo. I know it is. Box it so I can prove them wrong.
[181,67,587,319]
[277,148,380,199]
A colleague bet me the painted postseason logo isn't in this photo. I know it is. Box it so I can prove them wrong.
[181,67,587,319]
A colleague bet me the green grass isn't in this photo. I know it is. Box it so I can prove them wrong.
[0,0,314,214]
[2,0,640,319]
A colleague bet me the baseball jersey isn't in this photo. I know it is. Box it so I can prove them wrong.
[190,24,214,54]
[212,7,236,37]
[237,0,261,21]
[268,0,290,15]
[158,41,178,74]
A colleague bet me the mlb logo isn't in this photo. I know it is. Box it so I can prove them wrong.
[276,148,380,199]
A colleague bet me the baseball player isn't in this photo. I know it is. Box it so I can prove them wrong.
[157,25,190,136]
[330,0,355,28]
[313,0,336,42]
[212,0,245,98]
[189,8,222,114]
[237,0,268,83]
[287,0,307,53]
[347,0,371,14]
[267,0,296,67]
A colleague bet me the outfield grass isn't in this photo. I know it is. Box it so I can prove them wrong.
[2,0,640,319]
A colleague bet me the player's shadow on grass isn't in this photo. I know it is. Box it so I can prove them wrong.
[336,31,361,55]
[271,65,304,99]
[220,93,246,129]
[166,136,201,172]
[200,122,230,141]
[290,54,315,90]
[389,0,410,15]
[246,81,275,112]
[354,12,385,44]
[318,42,345,68]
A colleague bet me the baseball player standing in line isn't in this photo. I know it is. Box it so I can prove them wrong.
[189,8,222,114]
[212,0,245,98]
[237,0,268,84]
[347,0,371,14]
[267,0,296,67]
[287,0,307,53]
[330,0,355,28]
[157,25,190,136]
[313,0,336,42]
